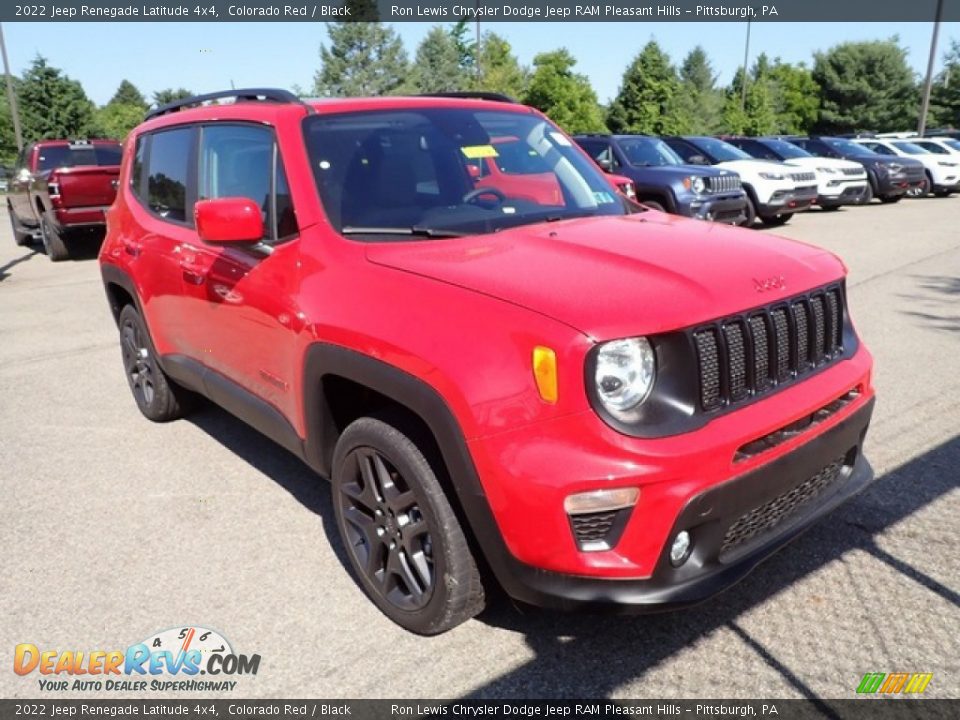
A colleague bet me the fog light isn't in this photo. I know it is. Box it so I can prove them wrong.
[670,530,692,567]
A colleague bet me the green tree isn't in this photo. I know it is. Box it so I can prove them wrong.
[450,19,476,76]
[768,59,820,134]
[931,39,960,128]
[18,56,98,142]
[722,62,777,136]
[676,46,723,134]
[607,41,689,134]
[109,80,148,110]
[411,25,468,93]
[95,103,144,140]
[312,22,409,96]
[152,88,193,107]
[473,32,529,98]
[813,38,919,133]
[0,78,20,166]
[522,49,606,133]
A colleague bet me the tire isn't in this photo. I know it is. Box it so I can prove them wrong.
[879,194,903,204]
[117,304,195,422]
[933,189,953,198]
[642,200,666,212]
[860,182,874,204]
[760,213,790,227]
[39,212,70,261]
[8,203,33,247]
[819,204,841,212]
[332,415,485,635]
[739,194,757,227]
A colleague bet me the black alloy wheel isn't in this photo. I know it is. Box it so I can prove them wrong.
[337,446,435,611]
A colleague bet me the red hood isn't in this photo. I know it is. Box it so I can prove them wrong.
[365,212,844,340]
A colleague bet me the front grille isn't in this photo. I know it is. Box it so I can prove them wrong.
[720,455,848,558]
[903,165,925,180]
[692,285,846,412]
[790,171,816,183]
[571,511,618,544]
[841,167,865,177]
[705,174,741,194]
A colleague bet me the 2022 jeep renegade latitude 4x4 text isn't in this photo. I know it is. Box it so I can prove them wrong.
[99,89,876,634]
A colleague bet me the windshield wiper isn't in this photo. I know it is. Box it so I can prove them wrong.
[341,225,469,239]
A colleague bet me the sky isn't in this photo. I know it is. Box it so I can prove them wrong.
[4,21,959,106]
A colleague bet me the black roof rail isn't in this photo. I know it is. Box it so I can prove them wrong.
[418,91,517,104]
[146,88,314,121]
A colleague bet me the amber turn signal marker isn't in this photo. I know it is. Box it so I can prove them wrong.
[533,346,558,404]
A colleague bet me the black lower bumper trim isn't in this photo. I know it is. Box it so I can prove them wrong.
[495,397,875,611]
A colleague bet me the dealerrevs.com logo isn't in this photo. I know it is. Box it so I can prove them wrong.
[14,626,260,692]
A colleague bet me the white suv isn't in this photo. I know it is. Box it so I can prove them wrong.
[663,136,817,227]
[725,136,868,209]
[854,138,960,198]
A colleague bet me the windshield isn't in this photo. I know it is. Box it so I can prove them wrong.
[825,138,875,156]
[303,108,627,238]
[617,137,683,166]
[892,141,930,155]
[690,137,753,162]
[946,139,960,152]
[763,139,811,159]
[36,143,122,172]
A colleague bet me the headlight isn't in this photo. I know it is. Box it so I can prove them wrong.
[887,162,904,174]
[594,337,656,415]
[759,172,785,180]
[690,176,706,194]
[816,166,837,174]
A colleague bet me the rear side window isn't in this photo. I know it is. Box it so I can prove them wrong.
[198,124,297,243]
[146,128,193,223]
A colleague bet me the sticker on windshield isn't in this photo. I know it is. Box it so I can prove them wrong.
[549,132,572,147]
[461,145,498,159]
[593,191,616,204]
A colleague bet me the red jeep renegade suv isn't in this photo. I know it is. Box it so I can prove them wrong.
[99,89,875,635]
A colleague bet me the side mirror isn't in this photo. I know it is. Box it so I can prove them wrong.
[596,156,613,172]
[17,168,31,182]
[194,197,264,244]
[688,155,709,166]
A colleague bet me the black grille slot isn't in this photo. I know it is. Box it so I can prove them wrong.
[825,289,842,354]
[810,295,826,364]
[692,284,847,413]
[771,308,791,382]
[748,315,772,390]
[720,456,848,558]
[723,322,749,400]
[694,329,723,410]
[792,302,810,369]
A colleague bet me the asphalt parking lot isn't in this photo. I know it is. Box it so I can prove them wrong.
[1,199,958,701]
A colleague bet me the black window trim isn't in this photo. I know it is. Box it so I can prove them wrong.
[132,123,198,229]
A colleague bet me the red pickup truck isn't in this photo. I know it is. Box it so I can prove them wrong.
[8,139,122,261]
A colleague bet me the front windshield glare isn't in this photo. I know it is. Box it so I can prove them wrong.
[619,138,683,166]
[892,141,929,155]
[303,108,627,238]
[765,139,810,159]
[830,139,873,155]
[693,137,753,162]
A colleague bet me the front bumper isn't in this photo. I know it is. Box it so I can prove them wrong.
[684,193,747,224]
[757,185,818,216]
[495,398,873,610]
[818,180,868,207]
